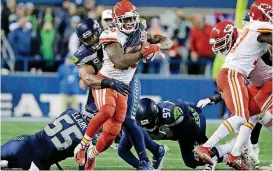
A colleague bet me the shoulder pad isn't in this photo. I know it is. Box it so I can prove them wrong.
[247,21,273,33]
[99,26,119,44]
[73,45,96,65]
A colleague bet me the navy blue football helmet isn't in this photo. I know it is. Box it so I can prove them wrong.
[76,18,102,50]
[136,98,159,130]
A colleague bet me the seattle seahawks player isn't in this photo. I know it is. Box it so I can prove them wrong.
[1,108,92,170]
[73,18,131,115]
[134,98,225,169]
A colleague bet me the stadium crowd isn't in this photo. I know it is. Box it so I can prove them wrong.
[1,0,219,75]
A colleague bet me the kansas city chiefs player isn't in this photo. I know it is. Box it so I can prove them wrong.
[197,20,272,170]
[74,0,173,170]
[194,0,272,169]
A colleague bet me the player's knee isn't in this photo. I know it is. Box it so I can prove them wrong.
[106,121,122,136]
[117,144,128,157]
[226,116,247,133]
[122,118,137,132]
[100,104,115,119]
[259,110,272,126]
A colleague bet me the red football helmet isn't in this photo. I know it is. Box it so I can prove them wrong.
[209,21,238,55]
[112,0,140,34]
[250,0,272,23]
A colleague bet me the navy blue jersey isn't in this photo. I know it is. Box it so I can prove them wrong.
[72,44,103,73]
[153,100,206,141]
[157,100,201,127]
[1,108,88,169]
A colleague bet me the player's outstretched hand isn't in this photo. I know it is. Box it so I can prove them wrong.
[141,42,160,58]
[196,98,211,108]
[101,79,132,96]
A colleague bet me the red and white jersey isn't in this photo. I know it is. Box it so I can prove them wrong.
[99,25,142,84]
[248,57,272,87]
[222,21,273,77]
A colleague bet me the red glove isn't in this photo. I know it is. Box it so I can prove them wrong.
[141,42,160,58]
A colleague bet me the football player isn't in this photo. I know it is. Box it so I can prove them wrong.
[196,20,272,169]
[73,18,131,116]
[74,1,173,170]
[1,108,92,170]
[194,2,272,168]
[132,98,224,169]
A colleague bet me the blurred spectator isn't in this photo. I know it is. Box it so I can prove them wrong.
[101,9,112,29]
[54,0,69,34]
[87,10,97,19]
[81,0,96,18]
[57,54,80,111]
[68,16,81,55]
[25,2,37,35]
[144,17,167,74]
[40,21,56,69]
[1,0,16,36]
[57,2,78,58]
[9,3,32,31]
[173,9,191,47]
[8,17,32,71]
[168,37,182,74]
[54,0,70,58]
[189,15,214,75]
[8,17,32,56]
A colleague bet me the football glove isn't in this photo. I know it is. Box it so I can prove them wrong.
[101,79,131,96]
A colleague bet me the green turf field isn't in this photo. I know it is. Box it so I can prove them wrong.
[1,121,272,170]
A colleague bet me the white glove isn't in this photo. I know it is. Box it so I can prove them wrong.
[196,98,212,108]
[143,50,165,63]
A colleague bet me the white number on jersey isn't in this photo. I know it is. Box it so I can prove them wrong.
[44,114,83,150]
[162,108,171,118]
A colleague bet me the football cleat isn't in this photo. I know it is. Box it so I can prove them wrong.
[193,146,213,165]
[74,143,88,166]
[153,145,169,170]
[252,144,260,156]
[137,160,153,171]
[242,144,260,169]
[227,153,249,170]
[85,157,96,171]
[203,156,218,171]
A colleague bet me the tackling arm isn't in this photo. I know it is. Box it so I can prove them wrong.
[78,64,131,96]
[78,64,102,89]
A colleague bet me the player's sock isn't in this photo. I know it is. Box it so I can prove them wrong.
[82,105,115,145]
[250,123,262,144]
[141,127,160,155]
[214,138,236,157]
[203,116,245,148]
[95,131,116,153]
[88,146,99,159]
[259,110,272,133]
[123,118,150,162]
[231,124,253,156]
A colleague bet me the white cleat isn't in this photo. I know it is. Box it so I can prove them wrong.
[252,143,260,156]
[242,145,260,169]
[203,156,217,171]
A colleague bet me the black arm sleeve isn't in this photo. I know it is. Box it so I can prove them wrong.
[208,91,222,104]
[261,50,272,66]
